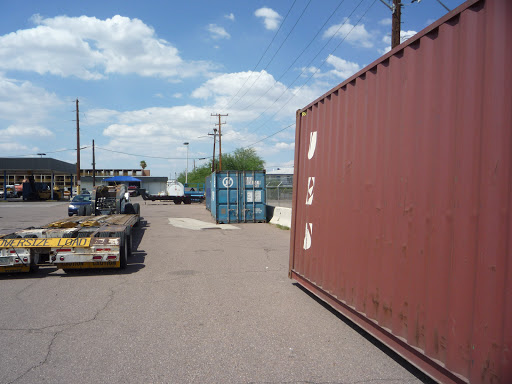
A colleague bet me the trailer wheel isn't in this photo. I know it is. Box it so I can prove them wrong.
[111,232,127,269]
[4,234,21,239]
[115,199,122,214]
[184,196,192,204]
[29,257,39,273]
[126,234,133,258]
[174,200,182,205]
[133,203,140,214]
[124,203,135,214]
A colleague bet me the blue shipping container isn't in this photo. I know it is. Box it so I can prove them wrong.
[208,171,266,223]
[205,175,212,211]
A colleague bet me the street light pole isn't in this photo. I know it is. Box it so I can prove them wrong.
[183,142,189,184]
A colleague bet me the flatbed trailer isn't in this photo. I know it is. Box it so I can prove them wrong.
[0,213,139,273]
[141,191,192,204]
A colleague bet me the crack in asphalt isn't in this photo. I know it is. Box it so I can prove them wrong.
[14,281,39,304]
[5,279,125,384]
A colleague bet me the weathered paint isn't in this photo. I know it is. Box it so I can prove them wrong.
[208,171,267,223]
[289,0,512,383]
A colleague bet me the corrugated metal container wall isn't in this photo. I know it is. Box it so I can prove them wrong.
[208,171,267,223]
[289,0,512,383]
[205,174,212,211]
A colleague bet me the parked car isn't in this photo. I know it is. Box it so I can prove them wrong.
[128,185,139,196]
[68,194,93,216]
[0,185,16,198]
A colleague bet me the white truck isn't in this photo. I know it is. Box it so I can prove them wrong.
[0,184,140,273]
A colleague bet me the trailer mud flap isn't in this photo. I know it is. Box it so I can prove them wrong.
[0,265,30,273]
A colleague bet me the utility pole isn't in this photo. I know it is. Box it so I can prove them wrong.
[211,113,228,171]
[183,142,189,184]
[92,139,96,187]
[392,0,401,48]
[208,128,218,173]
[76,99,81,194]
[379,0,401,48]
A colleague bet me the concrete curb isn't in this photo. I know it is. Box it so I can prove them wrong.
[267,206,292,228]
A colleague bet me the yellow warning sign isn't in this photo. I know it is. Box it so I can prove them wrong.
[0,237,91,249]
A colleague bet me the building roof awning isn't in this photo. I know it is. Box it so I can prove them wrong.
[0,158,76,175]
[103,176,141,182]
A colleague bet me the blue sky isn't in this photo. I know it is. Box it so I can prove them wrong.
[0,0,465,177]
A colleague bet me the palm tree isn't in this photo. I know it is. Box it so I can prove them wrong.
[140,160,147,170]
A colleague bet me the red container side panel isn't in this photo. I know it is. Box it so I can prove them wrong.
[289,0,512,383]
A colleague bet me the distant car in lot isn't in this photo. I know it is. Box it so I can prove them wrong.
[128,185,139,196]
[68,194,92,216]
[0,185,16,198]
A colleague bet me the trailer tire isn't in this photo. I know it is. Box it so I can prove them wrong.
[116,199,121,214]
[126,234,133,258]
[4,234,21,239]
[112,232,127,269]
[174,200,182,205]
[184,196,192,205]
[29,261,39,273]
[124,203,135,214]
[133,203,140,214]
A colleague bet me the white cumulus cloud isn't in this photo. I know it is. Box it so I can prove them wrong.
[380,30,418,54]
[0,14,217,80]
[207,24,230,40]
[0,75,62,124]
[323,19,373,48]
[254,8,282,31]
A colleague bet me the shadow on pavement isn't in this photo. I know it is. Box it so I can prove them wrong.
[293,282,436,384]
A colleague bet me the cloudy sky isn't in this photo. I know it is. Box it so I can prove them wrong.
[0,0,464,177]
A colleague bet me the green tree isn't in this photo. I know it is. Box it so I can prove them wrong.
[177,148,265,184]
[221,147,265,171]
[140,160,147,170]
[177,162,213,185]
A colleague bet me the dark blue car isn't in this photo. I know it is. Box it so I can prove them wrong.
[68,194,92,216]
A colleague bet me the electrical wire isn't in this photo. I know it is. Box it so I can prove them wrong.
[240,0,376,138]
[222,0,299,110]
[96,146,201,160]
[239,0,347,112]
[5,147,90,158]
[228,0,314,109]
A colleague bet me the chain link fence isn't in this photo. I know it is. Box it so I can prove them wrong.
[266,174,293,208]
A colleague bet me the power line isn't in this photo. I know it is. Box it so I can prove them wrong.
[248,0,378,136]
[228,0,314,109]
[5,147,90,158]
[238,0,348,113]
[95,146,202,160]
[222,0,299,110]
[236,0,369,139]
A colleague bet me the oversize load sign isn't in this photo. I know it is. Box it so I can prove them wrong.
[0,238,92,248]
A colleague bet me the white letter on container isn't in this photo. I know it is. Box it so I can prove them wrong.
[307,131,317,160]
[303,223,313,250]
[306,177,315,205]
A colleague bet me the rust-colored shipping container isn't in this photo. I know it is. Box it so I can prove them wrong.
[289,0,511,383]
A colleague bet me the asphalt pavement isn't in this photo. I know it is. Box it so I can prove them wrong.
[0,198,430,383]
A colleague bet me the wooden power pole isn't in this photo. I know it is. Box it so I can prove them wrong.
[211,113,228,171]
[92,139,96,187]
[208,128,218,173]
[76,99,81,194]
[392,0,402,48]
